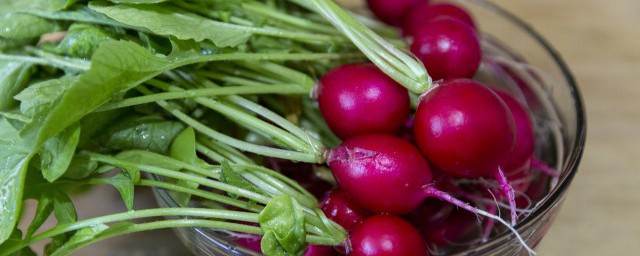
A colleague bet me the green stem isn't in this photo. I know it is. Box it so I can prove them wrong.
[95,84,309,112]
[0,53,89,72]
[240,165,315,199]
[290,0,432,94]
[51,220,263,256]
[197,71,274,87]
[89,153,272,204]
[197,139,254,165]
[223,95,326,163]
[173,1,347,45]
[0,208,260,256]
[145,80,314,154]
[237,61,316,90]
[241,2,338,35]
[150,90,318,163]
[122,178,264,212]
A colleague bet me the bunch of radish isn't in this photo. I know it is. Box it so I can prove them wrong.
[301,1,555,255]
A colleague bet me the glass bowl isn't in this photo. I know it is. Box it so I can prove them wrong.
[152,0,586,255]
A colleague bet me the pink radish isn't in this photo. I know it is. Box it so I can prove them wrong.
[317,63,410,140]
[320,188,372,231]
[366,0,426,26]
[403,2,477,37]
[327,133,534,253]
[327,134,431,214]
[409,17,481,80]
[413,79,520,225]
[305,244,340,256]
[348,215,428,256]
[409,198,480,248]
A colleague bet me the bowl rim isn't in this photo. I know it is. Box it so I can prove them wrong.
[457,0,587,253]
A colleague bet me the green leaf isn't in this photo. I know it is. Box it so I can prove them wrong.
[19,6,126,29]
[103,171,135,210]
[53,23,120,59]
[170,127,197,164]
[0,228,37,256]
[259,195,306,255]
[25,40,192,148]
[168,127,200,206]
[89,2,252,47]
[14,75,76,118]
[62,153,99,180]
[220,161,257,199]
[0,118,32,244]
[52,190,77,225]
[109,0,168,3]
[0,60,33,112]
[26,193,54,237]
[261,231,288,256]
[40,124,81,182]
[49,224,109,256]
[98,115,185,154]
[115,150,182,171]
[0,13,57,40]
[50,0,81,10]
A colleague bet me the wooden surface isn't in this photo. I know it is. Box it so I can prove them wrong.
[23,1,639,255]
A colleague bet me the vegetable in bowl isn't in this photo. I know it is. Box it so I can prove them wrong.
[0,0,583,255]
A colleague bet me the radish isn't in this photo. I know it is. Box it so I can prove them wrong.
[403,2,477,37]
[409,17,481,80]
[327,134,431,214]
[317,63,411,140]
[365,0,427,26]
[305,244,340,256]
[409,198,480,249]
[493,89,535,177]
[326,133,534,256]
[413,79,520,224]
[348,215,428,256]
[320,188,372,231]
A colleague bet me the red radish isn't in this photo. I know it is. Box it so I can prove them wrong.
[493,89,535,175]
[327,134,534,254]
[232,234,263,253]
[403,3,477,37]
[348,215,428,256]
[409,17,481,80]
[305,244,340,256]
[327,134,431,214]
[414,79,520,224]
[320,188,372,231]
[409,199,480,248]
[414,80,515,178]
[317,63,410,140]
[366,0,426,26]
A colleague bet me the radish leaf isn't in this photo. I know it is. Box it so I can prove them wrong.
[89,2,252,48]
[0,118,31,244]
[259,195,306,255]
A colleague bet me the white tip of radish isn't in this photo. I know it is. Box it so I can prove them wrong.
[476,208,537,255]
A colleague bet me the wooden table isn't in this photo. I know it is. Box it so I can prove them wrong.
[24,1,638,255]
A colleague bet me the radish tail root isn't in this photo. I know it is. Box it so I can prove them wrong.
[423,185,536,255]
[531,157,559,178]
[496,167,518,225]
